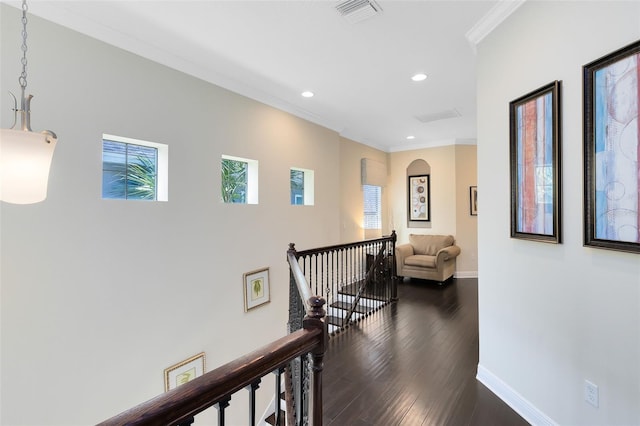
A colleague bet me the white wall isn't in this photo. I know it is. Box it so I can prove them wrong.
[0,5,342,424]
[477,2,640,425]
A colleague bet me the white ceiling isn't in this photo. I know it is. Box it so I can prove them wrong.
[9,0,523,152]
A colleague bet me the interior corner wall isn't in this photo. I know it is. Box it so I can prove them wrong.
[477,2,640,425]
[339,136,389,243]
[0,5,341,425]
[454,145,477,277]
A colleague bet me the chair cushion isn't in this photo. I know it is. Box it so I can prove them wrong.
[409,234,454,256]
[404,254,436,268]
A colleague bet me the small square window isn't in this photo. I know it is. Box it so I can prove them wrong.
[221,155,258,204]
[102,134,168,201]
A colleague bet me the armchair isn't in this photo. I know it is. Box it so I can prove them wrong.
[395,234,461,284]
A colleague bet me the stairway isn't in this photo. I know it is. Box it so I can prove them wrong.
[326,290,387,335]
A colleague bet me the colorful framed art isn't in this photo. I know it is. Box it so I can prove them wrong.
[583,40,640,254]
[509,80,562,243]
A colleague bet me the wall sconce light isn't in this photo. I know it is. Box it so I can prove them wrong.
[0,0,58,204]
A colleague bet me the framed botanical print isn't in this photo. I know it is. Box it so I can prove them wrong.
[509,80,562,243]
[243,267,270,311]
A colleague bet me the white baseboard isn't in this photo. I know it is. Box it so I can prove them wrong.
[455,270,478,278]
[476,365,556,426]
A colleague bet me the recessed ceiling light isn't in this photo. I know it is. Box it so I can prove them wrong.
[411,73,427,82]
[301,91,314,98]
[406,135,415,140]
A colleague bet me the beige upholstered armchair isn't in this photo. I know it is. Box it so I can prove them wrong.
[395,234,461,284]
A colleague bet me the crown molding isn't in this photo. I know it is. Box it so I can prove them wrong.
[466,0,526,52]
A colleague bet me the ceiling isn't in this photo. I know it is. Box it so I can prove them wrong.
[9,0,523,152]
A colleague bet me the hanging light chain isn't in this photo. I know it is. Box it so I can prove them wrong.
[19,0,28,90]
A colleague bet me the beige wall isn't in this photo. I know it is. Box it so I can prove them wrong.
[0,6,340,425]
[339,136,390,242]
[389,145,478,276]
[454,145,478,276]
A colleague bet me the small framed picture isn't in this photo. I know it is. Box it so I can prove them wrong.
[408,175,431,222]
[470,186,478,216]
[164,352,205,392]
[243,267,270,311]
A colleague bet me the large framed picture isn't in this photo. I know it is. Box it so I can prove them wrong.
[584,40,640,254]
[243,267,270,311]
[408,175,430,221]
[164,352,205,392]
[509,80,562,243]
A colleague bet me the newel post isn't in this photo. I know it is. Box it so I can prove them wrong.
[390,230,398,301]
[303,295,327,426]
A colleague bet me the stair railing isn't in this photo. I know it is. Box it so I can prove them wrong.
[288,231,397,336]
[99,295,327,426]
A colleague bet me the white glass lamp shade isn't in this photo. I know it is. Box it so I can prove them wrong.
[0,128,58,204]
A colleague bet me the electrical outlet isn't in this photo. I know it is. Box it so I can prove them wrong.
[585,380,599,408]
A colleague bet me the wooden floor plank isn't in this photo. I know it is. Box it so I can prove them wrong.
[322,278,529,426]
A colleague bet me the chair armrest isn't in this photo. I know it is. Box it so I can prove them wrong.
[395,244,414,259]
[436,245,461,262]
[395,244,414,275]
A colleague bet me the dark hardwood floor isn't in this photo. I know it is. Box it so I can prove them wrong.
[322,278,529,426]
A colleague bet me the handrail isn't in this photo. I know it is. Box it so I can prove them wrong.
[288,243,313,303]
[294,232,396,257]
[98,297,326,426]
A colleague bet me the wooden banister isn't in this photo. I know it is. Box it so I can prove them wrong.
[99,301,326,426]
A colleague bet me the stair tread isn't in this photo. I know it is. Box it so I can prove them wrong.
[325,315,345,327]
[330,301,372,313]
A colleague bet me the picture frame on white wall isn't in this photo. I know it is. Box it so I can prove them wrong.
[509,80,562,244]
[243,267,270,311]
[164,352,205,392]
[583,39,640,254]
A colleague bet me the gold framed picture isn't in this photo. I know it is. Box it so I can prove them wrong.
[164,352,205,391]
[243,267,270,311]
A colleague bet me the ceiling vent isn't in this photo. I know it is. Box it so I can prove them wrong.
[415,109,462,124]
[335,0,382,24]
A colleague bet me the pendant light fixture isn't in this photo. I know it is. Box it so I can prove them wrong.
[0,0,58,204]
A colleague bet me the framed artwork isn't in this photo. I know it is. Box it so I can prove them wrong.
[509,80,562,243]
[470,186,478,216]
[408,175,430,221]
[584,40,640,254]
[164,352,205,392]
[243,267,270,311]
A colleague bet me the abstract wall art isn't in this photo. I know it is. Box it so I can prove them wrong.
[408,175,430,222]
[584,40,640,253]
[509,80,562,243]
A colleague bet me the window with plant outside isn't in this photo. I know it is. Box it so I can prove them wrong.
[221,155,259,204]
[102,135,168,201]
[363,184,382,229]
[290,167,314,205]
